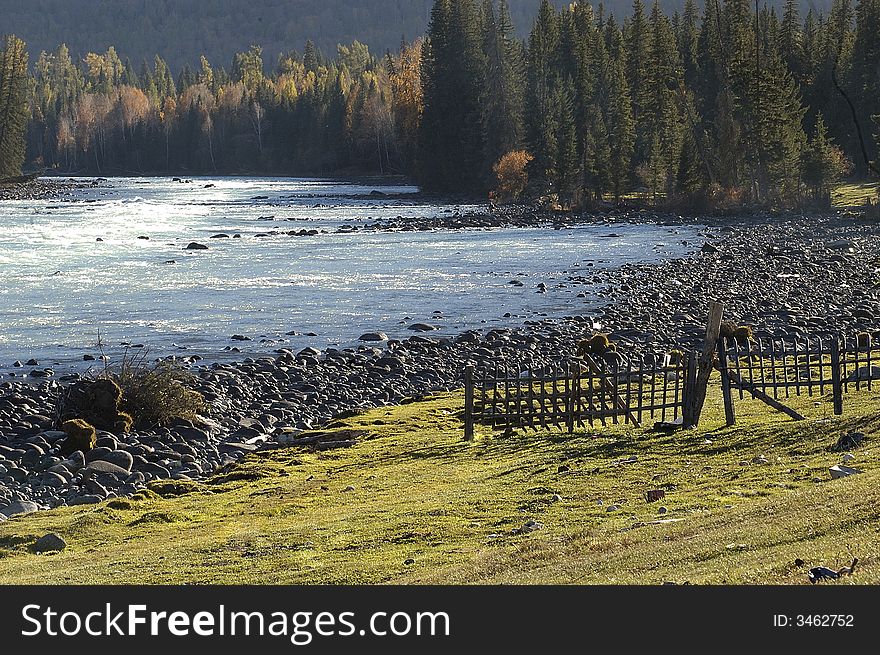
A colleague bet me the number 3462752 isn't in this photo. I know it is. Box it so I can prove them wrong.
[796,615,854,627]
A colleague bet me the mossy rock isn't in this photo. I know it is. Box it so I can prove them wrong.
[719,320,738,342]
[106,498,135,511]
[147,479,204,497]
[114,411,134,433]
[733,325,754,346]
[577,333,614,358]
[129,489,161,502]
[58,378,129,434]
[589,333,612,353]
[60,419,96,456]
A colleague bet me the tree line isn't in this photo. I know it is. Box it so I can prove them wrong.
[2,0,879,209]
[420,0,880,208]
[0,0,572,73]
[18,38,419,177]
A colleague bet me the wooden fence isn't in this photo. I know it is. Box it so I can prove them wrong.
[718,332,880,423]
[463,330,880,438]
[463,350,697,439]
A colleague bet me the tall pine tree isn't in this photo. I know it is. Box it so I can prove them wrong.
[0,35,30,178]
[524,0,562,195]
[481,0,524,182]
[419,0,486,193]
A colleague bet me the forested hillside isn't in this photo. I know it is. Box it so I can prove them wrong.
[3,0,876,212]
[0,0,829,70]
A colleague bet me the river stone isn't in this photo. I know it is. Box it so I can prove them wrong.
[24,414,55,430]
[95,450,134,472]
[138,462,171,478]
[64,451,86,470]
[185,242,208,250]
[95,435,119,449]
[85,446,114,463]
[408,323,438,332]
[220,442,258,453]
[174,426,210,441]
[5,465,27,482]
[847,366,880,382]
[33,533,66,553]
[67,494,102,506]
[359,332,388,342]
[0,500,39,518]
[83,460,132,478]
[830,464,863,479]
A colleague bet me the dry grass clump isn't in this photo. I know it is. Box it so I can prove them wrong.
[110,353,205,429]
[576,333,617,357]
[720,321,754,346]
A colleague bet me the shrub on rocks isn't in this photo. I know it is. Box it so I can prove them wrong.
[59,353,205,431]
[60,419,97,456]
[115,360,205,429]
[720,322,754,347]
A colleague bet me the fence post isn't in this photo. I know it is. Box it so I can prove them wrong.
[683,301,725,428]
[682,350,698,421]
[830,339,843,416]
[718,337,736,427]
[464,365,475,441]
[566,360,576,434]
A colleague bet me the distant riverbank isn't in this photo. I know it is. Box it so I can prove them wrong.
[0,177,99,201]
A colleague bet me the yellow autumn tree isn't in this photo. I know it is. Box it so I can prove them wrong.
[493,150,533,201]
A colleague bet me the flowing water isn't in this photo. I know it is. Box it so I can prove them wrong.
[0,176,705,374]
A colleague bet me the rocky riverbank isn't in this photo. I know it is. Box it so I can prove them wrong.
[2,207,880,520]
[0,177,102,201]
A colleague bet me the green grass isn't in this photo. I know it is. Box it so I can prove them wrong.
[832,182,879,209]
[1,377,879,585]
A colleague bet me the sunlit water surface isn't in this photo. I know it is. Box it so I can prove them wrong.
[0,176,706,374]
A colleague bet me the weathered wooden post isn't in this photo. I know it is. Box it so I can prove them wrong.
[464,365,475,441]
[718,337,737,426]
[682,349,698,422]
[683,301,725,428]
[830,339,844,416]
[565,360,576,434]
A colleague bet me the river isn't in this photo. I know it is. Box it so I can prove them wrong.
[0,176,706,375]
